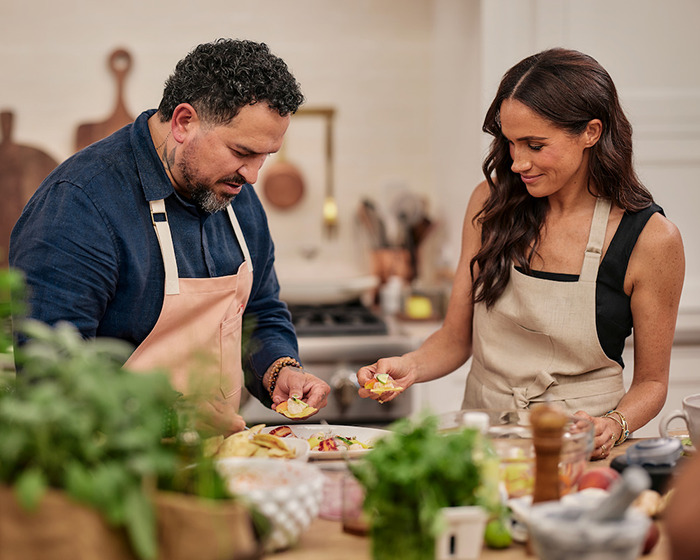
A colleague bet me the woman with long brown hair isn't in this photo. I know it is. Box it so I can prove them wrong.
[357,48,685,460]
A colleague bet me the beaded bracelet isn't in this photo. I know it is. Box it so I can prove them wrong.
[267,357,302,398]
[604,409,630,446]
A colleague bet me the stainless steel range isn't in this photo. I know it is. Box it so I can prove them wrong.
[239,299,418,427]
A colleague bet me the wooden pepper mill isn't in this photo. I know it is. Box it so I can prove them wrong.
[531,403,568,503]
[527,404,568,554]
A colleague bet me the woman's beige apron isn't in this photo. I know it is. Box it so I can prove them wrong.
[124,199,253,410]
[463,197,625,415]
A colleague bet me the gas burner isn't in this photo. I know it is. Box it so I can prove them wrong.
[288,299,388,337]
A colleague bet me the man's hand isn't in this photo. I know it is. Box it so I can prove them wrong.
[194,395,247,437]
[271,366,330,414]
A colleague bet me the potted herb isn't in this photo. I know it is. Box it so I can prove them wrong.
[349,414,503,560]
[0,268,262,560]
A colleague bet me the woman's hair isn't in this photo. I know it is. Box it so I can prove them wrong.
[472,47,653,307]
[158,38,304,125]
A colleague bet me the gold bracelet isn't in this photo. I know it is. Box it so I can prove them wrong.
[603,409,630,446]
[267,357,301,398]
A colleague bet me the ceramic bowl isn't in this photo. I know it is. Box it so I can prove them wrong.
[438,409,594,499]
[215,457,324,551]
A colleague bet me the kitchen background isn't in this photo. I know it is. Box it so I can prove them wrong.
[2,0,699,435]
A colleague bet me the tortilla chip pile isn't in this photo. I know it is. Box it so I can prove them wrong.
[204,424,296,459]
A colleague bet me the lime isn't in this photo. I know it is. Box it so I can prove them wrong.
[376,373,390,384]
[484,518,512,549]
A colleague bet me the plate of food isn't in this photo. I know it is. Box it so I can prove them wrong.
[204,424,311,461]
[261,424,391,460]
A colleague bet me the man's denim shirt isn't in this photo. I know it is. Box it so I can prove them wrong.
[10,109,298,404]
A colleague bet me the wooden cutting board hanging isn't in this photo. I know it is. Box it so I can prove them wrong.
[75,48,135,152]
[0,110,59,267]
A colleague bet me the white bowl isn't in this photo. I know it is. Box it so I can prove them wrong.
[215,457,324,551]
[283,437,311,462]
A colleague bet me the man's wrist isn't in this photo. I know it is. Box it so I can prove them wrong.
[263,357,302,398]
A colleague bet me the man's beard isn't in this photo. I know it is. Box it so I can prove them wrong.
[188,183,233,214]
[178,151,244,214]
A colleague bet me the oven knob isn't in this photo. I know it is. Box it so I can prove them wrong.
[331,369,360,413]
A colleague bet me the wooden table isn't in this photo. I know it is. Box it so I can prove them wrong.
[270,440,673,559]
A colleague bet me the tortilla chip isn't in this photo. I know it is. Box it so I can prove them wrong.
[202,435,224,458]
[276,397,317,419]
[364,374,404,395]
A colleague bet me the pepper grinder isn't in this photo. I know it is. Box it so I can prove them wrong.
[531,404,568,504]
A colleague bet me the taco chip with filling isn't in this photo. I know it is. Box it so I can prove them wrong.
[275,396,317,419]
[364,373,404,395]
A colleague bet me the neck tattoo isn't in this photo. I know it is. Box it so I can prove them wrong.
[155,131,171,153]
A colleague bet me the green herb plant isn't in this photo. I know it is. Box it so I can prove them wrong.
[0,269,241,560]
[350,414,502,560]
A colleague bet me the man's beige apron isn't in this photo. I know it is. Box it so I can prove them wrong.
[463,197,625,415]
[125,199,253,410]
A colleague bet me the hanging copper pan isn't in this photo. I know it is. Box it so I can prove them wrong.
[261,150,305,210]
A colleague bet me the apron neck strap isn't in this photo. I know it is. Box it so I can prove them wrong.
[580,197,612,282]
[226,204,253,274]
[150,199,181,295]
[149,199,254,296]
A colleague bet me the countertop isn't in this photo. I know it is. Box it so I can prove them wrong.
[269,439,674,560]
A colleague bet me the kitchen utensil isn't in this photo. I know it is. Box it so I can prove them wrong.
[261,147,305,209]
[292,108,337,236]
[0,110,59,266]
[75,48,135,151]
[531,404,569,504]
[526,491,651,560]
[582,465,650,523]
[626,437,683,467]
[610,437,684,494]
[660,393,700,447]
[358,199,388,249]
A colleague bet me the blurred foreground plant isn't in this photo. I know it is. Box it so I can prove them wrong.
[350,414,503,560]
[0,269,241,560]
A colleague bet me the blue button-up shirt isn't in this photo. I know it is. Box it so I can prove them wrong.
[10,109,298,405]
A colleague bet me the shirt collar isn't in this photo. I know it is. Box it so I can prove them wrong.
[131,109,176,202]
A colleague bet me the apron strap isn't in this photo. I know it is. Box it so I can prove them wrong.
[580,197,612,282]
[226,204,254,274]
[150,199,180,295]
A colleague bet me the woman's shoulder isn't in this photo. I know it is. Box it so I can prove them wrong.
[637,208,683,253]
[627,206,684,283]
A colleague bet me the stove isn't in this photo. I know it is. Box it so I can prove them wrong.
[288,300,388,337]
[239,300,418,426]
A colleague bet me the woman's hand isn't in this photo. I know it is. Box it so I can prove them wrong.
[357,356,416,403]
[574,410,620,461]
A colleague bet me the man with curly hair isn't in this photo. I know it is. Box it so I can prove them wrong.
[10,39,330,434]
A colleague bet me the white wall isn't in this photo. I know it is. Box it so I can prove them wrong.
[2,1,697,292]
[1,0,482,282]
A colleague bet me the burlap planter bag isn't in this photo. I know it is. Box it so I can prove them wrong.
[0,485,262,560]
